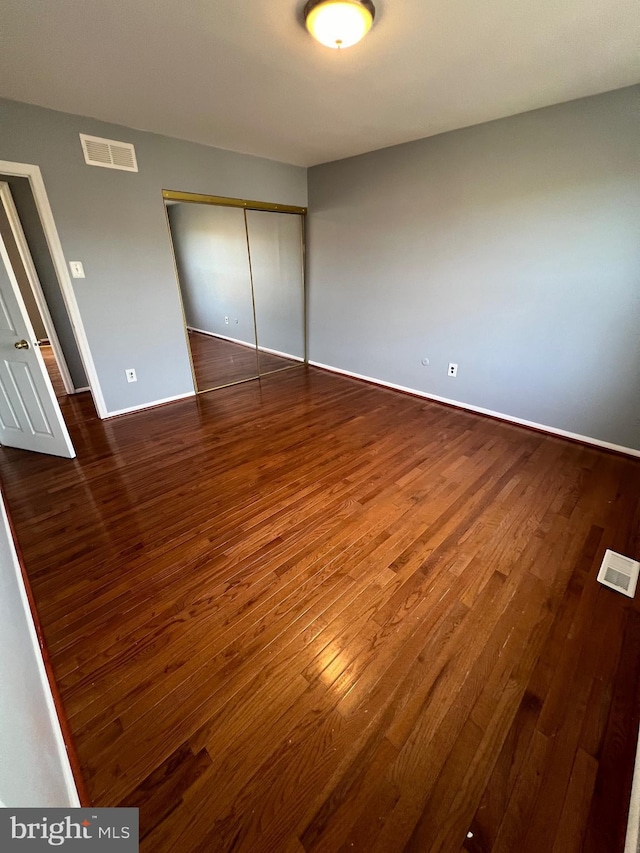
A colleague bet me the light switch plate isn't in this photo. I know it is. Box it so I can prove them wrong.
[69,261,85,279]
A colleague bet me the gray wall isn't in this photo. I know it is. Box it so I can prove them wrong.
[0,491,78,806]
[168,202,256,346]
[0,98,306,414]
[0,176,87,387]
[308,86,640,451]
[0,201,46,340]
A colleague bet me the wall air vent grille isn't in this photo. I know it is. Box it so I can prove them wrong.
[79,134,138,172]
[597,549,640,598]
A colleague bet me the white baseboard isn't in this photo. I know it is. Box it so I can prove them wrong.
[259,345,305,362]
[188,327,304,362]
[72,386,90,394]
[188,327,255,350]
[105,391,195,419]
[309,360,640,459]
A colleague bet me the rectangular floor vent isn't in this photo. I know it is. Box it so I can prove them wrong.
[79,133,138,172]
[597,549,640,598]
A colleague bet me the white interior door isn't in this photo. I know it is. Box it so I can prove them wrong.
[0,230,75,458]
[0,182,74,394]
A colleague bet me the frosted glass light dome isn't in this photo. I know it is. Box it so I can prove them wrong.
[305,0,375,49]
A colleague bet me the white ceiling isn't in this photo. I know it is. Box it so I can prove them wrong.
[1,0,638,167]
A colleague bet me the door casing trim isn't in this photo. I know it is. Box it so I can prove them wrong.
[0,160,107,418]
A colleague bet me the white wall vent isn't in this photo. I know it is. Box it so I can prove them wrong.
[597,549,640,598]
[79,134,138,172]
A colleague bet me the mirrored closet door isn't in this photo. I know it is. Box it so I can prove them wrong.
[246,209,305,376]
[164,192,306,394]
[166,201,259,391]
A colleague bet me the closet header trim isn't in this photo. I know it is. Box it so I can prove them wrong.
[162,190,307,216]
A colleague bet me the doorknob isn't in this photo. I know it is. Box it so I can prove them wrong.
[14,340,30,350]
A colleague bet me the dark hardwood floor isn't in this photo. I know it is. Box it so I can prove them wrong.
[40,343,67,398]
[188,330,300,391]
[1,366,639,852]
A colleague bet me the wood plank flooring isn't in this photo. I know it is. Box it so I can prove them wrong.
[40,343,67,398]
[188,330,300,391]
[1,366,639,852]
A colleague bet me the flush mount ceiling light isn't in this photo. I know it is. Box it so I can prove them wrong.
[304,0,375,49]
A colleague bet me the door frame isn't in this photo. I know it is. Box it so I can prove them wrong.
[0,182,74,395]
[0,161,107,418]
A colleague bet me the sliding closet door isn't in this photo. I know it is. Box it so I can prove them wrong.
[245,210,305,376]
[167,203,258,390]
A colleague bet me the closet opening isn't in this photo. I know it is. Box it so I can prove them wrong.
[163,190,307,394]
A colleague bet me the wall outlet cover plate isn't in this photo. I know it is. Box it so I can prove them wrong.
[597,549,640,597]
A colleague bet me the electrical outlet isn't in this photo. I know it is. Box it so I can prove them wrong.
[235,318,239,324]
[448,363,458,377]
[125,368,137,383]
[69,261,85,279]
[224,316,229,324]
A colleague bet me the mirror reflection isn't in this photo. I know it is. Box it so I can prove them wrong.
[166,196,306,393]
[246,210,305,375]
[167,201,259,391]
